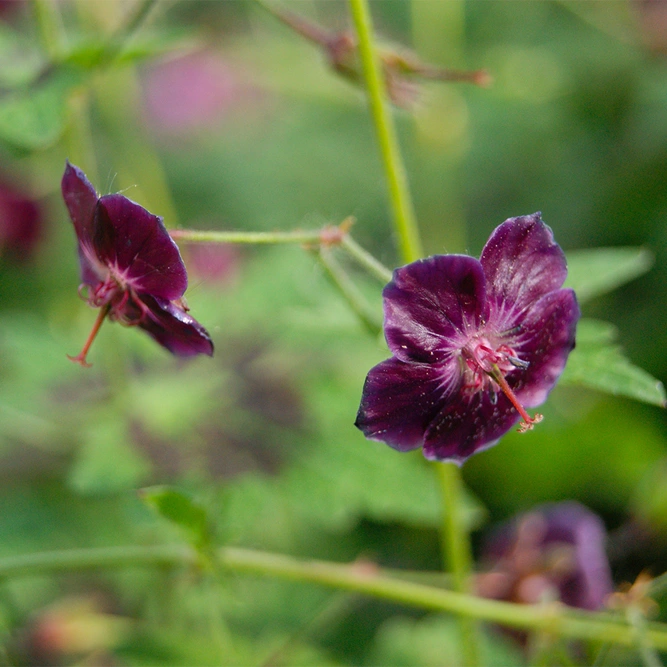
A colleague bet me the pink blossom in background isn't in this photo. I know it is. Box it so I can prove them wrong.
[184,243,241,287]
[141,51,264,136]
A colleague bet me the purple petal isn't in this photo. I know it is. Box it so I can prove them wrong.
[540,502,613,610]
[61,161,97,245]
[511,289,579,408]
[355,357,457,452]
[62,161,104,286]
[138,296,214,357]
[480,213,568,315]
[422,391,520,465]
[383,255,488,363]
[94,195,187,301]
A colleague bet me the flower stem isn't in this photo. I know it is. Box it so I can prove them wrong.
[348,0,479,662]
[340,235,393,284]
[347,0,423,264]
[3,545,667,651]
[170,229,325,246]
[437,462,481,666]
[317,246,382,335]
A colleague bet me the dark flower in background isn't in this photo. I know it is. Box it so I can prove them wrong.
[477,502,614,611]
[355,213,579,464]
[62,161,213,366]
[0,176,43,262]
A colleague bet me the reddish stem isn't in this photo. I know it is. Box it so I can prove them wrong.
[67,304,111,368]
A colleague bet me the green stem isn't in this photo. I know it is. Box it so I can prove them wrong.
[3,545,667,651]
[340,235,393,283]
[348,0,478,662]
[437,462,481,666]
[170,229,325,246]
[32,0,65,60]
[103,0,159,64]
[627,605,664,667]
[347,0,423,264]
[317,247,382,335]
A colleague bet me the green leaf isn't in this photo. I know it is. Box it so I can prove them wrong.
[0,65,84,151]
[68,417,150,494]
[564,247,653,304]
[560,318,666,406]
[140,486,211,550]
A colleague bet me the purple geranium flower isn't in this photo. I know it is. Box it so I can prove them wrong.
[355,213,579,464]
[477,501,613,611]
[62,161,213,366]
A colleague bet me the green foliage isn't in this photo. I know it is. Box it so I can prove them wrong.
[565,247,654,304]
[140,486,212,553]
[561,319,666,407]
[0,65,83,151]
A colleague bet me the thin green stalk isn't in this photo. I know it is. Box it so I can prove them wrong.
[32,0,65,60]
[317,247,382,335]
[340,235,393,283]
[103,0,159,65]
[3,545,667,651]
[347,0,422,264]
[438,462,481,666]
[347,0,478,662]
[170,229,325,246]
[627,606,664,667]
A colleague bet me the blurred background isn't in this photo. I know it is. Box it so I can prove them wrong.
[0,0,666,664]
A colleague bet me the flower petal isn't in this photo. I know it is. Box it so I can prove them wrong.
[61,161,104,286]
[383,255,488,363]
[355,357,457,452]
[138,296,214,357]
[481,213,568,315]
[422,391,520,465]
[61,161,97,245]
[511,288,579,407]
[94,194,187,300]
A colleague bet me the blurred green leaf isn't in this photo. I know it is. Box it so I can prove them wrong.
[68,416,150,494]
[140,486,211,551]
[561,319,666,407]
[368,614,522,667]
[0,65,84,151]
[564,247,653,304]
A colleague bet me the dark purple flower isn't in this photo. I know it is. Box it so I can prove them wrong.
[62,161,213,366]
[355,213,579,464]
[0,176,43,262]
[477,502,613,611]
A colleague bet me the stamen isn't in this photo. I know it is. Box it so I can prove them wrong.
[67,303,111,368]
[489,365,543,432]
[508,356,530,370]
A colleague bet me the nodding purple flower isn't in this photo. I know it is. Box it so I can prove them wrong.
[477,502,613,611]
[62,161,213,367]
[355,213,579,465]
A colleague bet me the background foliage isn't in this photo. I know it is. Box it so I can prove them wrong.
[1,0,667,664]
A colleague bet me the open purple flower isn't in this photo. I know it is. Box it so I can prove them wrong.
[62,161,213,366]
[477,502,613,611]
[355,213,579,464]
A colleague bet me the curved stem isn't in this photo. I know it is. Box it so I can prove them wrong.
[170,228,325,246]
[2,545,667,651]
[347,0,423,264]
[340,235,393,283]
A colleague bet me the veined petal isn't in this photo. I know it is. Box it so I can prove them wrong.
[138,296,214,357]
[511,288,579,407]
[61,161,97,246]
[384,255,488,363]
[95,195,187,301]
[423,392,520,465]
[355,357,457,452]
[481,213,568,315]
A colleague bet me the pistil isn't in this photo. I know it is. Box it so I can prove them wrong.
[67,303,111,367]
[489,365,543,433]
